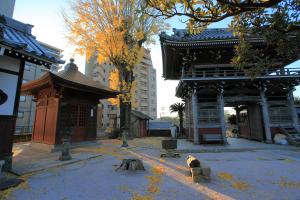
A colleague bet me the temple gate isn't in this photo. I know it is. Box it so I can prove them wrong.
[160,28,300,145]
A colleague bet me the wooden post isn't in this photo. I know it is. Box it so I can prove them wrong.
[192,90,199,144]
[287,89,299,131]
[218,88,227,144]
[181,66,185,78]
[189,96,193,140]
[260,87,272,143]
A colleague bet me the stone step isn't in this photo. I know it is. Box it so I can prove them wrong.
[280,127,300,147]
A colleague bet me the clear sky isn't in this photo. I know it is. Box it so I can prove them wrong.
[13,0,300,117]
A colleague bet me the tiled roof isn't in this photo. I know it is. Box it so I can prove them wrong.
[22,59,120,98]
[55,59,118,93]
[0,15,64,65]
[160,28,236,42]
[131,110,152,120]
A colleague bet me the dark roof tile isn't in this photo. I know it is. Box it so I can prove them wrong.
[131,110,152,120]
[55,59,117,93]
[160,28,237,42]
[0,15,64,64]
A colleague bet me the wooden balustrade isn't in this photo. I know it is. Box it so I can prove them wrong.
[182,68,300,79]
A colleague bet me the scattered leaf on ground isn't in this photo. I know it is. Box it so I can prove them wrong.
[217,172,233,181]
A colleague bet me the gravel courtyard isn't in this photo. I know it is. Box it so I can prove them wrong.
[1,138,300,200]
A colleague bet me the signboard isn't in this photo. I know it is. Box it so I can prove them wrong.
[0,71,18,115]
[0,55,21,116]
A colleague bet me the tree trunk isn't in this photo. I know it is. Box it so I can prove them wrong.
[115,159,145,171]
[119,67,133,138]
[179,112,184,137]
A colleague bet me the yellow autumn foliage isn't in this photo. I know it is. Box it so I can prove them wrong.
[107,68,138,108]
[108,69,120,106]
[63,0,165,110]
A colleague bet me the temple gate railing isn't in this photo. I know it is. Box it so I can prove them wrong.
[182,68,300,80]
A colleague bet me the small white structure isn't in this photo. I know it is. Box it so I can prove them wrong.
[149,120,178,138]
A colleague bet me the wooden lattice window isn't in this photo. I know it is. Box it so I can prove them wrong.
[69,104,89,127]
[71,105,78,127]
[269,104,291,124]
[78,105,88,126]
[198,102,220,124]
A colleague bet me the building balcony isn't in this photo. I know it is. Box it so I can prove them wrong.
[140,93,148,98]
[140,101,149,107]
[138,84,148,90]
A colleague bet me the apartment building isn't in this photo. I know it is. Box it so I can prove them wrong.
[134,49,157,119]
[85,49,157,133]
[15,43,63,134]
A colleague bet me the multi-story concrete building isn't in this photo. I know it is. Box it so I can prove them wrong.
[135,49,157,119]
[85,49,157,133]
[0,0,15,18]
[15,43,63,134]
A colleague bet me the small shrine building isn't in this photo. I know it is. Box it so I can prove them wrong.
[21,59,119,147]
[160,28,300,144]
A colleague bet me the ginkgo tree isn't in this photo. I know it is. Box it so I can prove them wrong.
[108,68,138,108]
[63,0,165,146]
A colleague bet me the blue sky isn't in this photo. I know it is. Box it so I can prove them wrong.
[13,0,300,116]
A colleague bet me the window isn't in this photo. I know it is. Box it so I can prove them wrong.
[78,105,88,126]
[20,96,26,102]
[198,103,220,124]
[71,106,79,126]
[18,112,24,118]
[70,104,88,127]
[22,80,28,84]
[269,104,291,123]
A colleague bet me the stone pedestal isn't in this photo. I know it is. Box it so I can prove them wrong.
[59,138,72,161]
[121,128,129,147]
[0,159,23,191]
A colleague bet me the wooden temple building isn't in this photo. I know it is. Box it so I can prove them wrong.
[131,110,152,137]
[21,59,119,148]
[160,28,300,144]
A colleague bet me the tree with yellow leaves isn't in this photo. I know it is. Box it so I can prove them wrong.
[63,0,164,146]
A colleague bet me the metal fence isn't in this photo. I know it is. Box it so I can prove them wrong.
[15,126,33,135]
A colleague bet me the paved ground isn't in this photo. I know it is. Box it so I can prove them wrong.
[11,141,103,175]
[1,138,300,200]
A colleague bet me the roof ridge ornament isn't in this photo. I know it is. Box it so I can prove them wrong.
[64,58,78,71]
